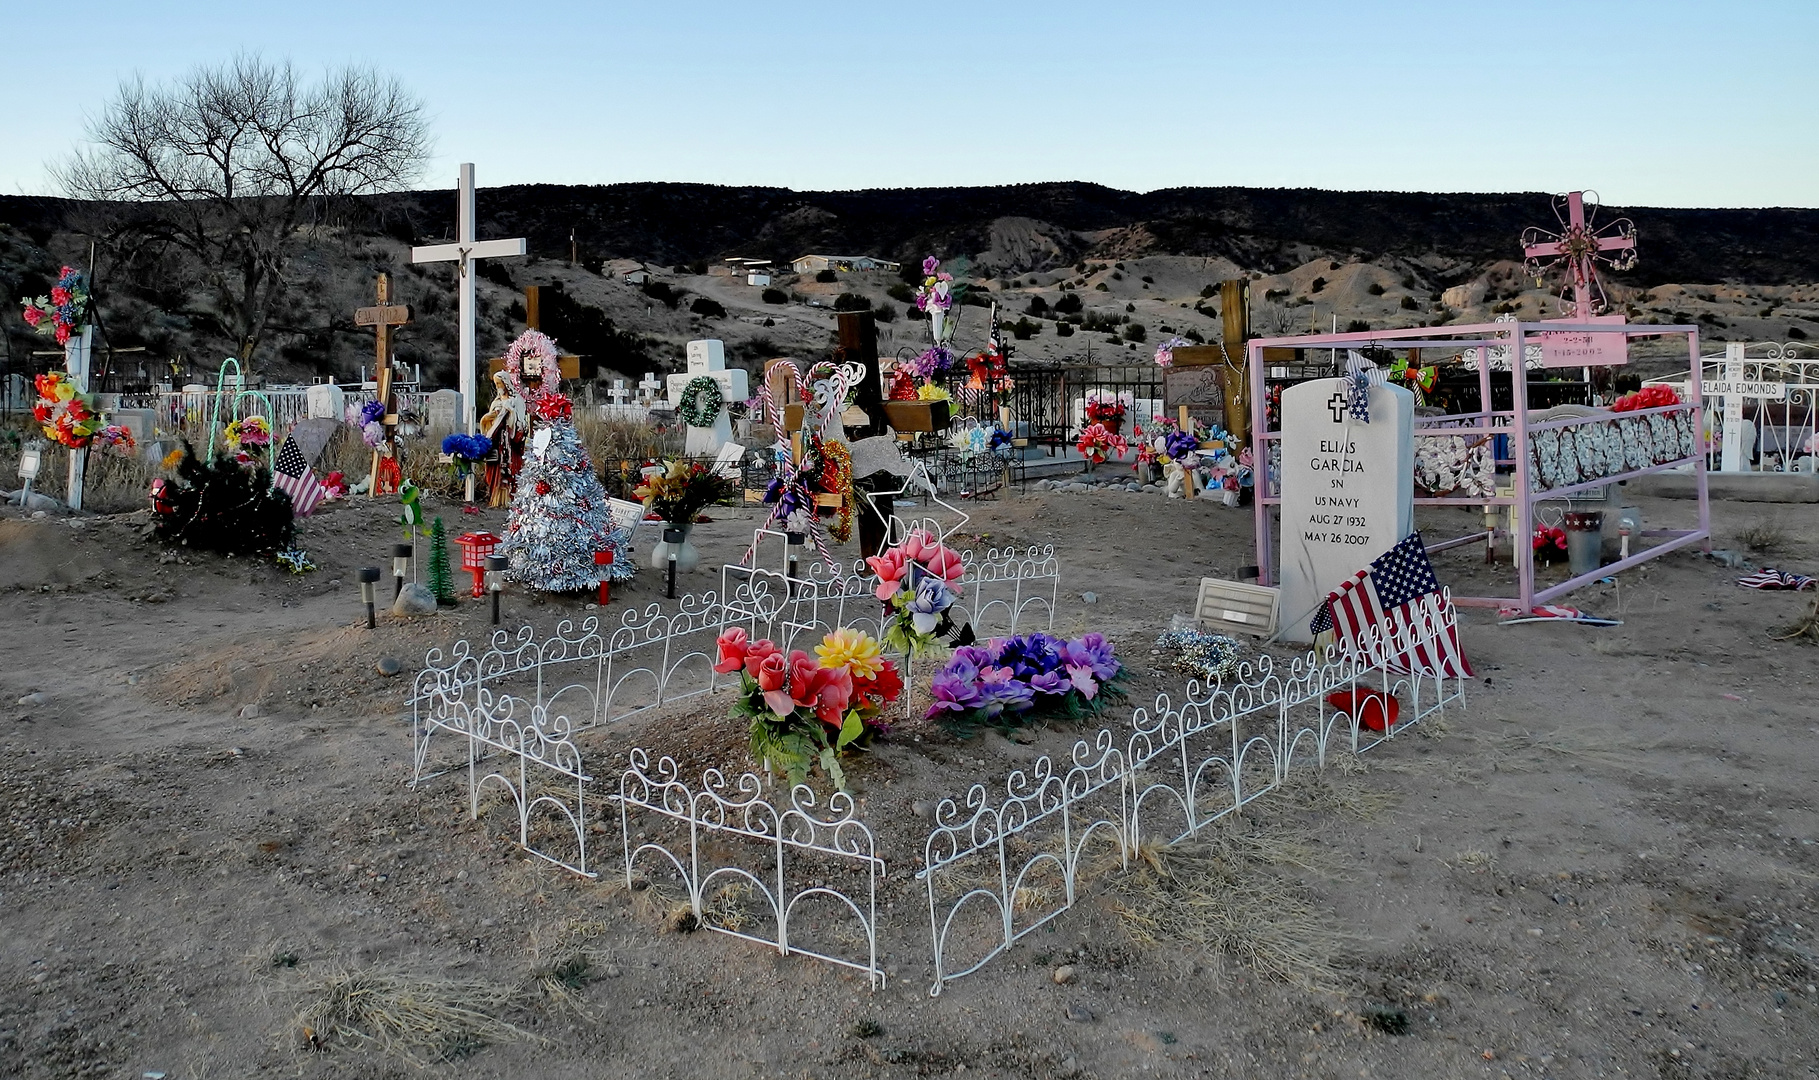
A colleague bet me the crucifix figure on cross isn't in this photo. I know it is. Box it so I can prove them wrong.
[410,163,527,500]
[1521,190,1637,322]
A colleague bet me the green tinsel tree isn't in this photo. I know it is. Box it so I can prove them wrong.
[427,517,456,605]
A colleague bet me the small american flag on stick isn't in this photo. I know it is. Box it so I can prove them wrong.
[272,434,328,516]
[1310,532,1473,678]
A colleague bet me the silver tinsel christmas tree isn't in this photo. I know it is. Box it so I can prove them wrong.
[496,414,634,591]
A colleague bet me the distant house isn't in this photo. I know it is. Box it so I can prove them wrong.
[622,267,653,285]
[790,254,902,275]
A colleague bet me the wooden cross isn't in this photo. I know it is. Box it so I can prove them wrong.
[355,274,412,496]
[1522,190,1637,322]
[410,163,527,444]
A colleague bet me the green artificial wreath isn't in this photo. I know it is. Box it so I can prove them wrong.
[677,376,724,427]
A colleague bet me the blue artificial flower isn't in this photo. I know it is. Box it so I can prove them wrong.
[906,574,955,634]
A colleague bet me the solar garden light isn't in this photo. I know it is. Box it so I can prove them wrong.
[593,548,615,606]
[391,543,413,598]
[16,442,43,505]
[663,526,685,600]
[455,530,501,598]
[485,554,509,625]
[357,567,381,629]
[785,530,806,596]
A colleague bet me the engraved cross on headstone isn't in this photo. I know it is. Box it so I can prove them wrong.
[1327,391,1349,425]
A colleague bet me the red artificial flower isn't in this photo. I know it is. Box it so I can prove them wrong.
[855,658,903,705]
[754,650,791,715]
[50,287,71,306]
[743,638,782,679]
[55,324,71,345]
[714,627,750,674]
[22,306,42,327]
[32,404,51,423]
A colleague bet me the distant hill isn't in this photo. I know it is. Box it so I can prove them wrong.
[356,182,1819,286]
[2,183,1817,388]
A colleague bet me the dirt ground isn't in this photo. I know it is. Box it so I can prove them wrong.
[2,482,1817,1080]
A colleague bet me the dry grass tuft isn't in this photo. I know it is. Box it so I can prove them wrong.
[1287,774,1402,822]
[1774,595,1819,645]
[292,968,537,1065]
[1108,824,1358,990]
[1735,518,1788,554]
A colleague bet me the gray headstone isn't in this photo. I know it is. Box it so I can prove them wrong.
[1276,378,1414,643]
[107,408,156,449]
[425,389,464,434]
[306,383,346,421]
[850,435,914,480]
[288,417,340,467]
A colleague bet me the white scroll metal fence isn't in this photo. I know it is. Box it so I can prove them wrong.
[407,543,1063,981]
[408,547,1461,992]
[1643,341,1819,472]
[918,590,1467,995]
[619,750,887,987]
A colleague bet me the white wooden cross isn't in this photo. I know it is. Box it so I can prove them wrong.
[638,371,663,404]
[666,340,748,456]
[409,163,527,446]
[608,378,631,406]
[1695,343,1788,472]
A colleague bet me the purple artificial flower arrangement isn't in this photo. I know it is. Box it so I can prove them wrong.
[927,631,1126,737]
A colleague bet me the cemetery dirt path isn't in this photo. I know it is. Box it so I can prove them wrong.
[0,490,1815,1079]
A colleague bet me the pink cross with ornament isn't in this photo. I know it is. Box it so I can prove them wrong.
[1521,190,1637,321]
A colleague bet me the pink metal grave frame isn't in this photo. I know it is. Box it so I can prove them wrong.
[1247,321,1711,611]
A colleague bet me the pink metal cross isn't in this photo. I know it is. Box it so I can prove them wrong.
[1521,191,1638,321]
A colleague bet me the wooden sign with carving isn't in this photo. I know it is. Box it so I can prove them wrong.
[1163,365,1226,428]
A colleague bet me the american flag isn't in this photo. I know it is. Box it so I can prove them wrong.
[1310,532,1473,678]
[271,434,328,516]
[1737,568,1816,591]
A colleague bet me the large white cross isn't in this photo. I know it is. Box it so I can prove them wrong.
[410,163,527,439]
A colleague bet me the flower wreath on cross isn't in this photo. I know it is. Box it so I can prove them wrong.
[501,330,565,411]
[678,376,724,427]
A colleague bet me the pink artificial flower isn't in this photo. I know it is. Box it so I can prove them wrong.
[1066,664,1099,700]
[812,666,853,727]
[867,548,909,600]
[786,651,824,712]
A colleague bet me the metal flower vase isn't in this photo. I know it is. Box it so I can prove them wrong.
[647,522,700,573]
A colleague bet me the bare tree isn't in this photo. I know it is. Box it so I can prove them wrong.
[57,55,432,366]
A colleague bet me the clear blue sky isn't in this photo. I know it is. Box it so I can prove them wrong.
[5,0,1815,208]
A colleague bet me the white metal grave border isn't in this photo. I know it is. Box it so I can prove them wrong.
[919,607,1463,995]
[618,748,887,987]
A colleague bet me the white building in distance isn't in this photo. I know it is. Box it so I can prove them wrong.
[790,254,903,275]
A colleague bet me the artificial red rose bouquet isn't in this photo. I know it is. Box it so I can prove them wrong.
[716,626,902,790]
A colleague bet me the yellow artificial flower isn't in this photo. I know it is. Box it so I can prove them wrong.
[161,448,184,470]
[916,382,951,402]
[815,628,884,680]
